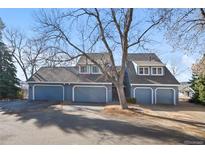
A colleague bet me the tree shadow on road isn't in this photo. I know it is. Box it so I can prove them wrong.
[136,101,205,112]
[0,102,205,144]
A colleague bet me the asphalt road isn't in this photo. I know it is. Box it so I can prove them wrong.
[0,101,204,144]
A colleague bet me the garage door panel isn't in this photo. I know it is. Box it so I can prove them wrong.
[156,89,174,104]
[74,86,106,103]
[135,88,152,104]
[35,86,63,101]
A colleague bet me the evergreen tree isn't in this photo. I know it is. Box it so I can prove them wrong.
[0,18,20,99]
[191,74,205,105]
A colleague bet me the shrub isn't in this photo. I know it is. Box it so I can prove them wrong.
[126,98,136,104]
[17,90,24,99]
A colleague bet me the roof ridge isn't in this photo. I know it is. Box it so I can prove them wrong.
[128,52,157,55]
[40,66,76,68]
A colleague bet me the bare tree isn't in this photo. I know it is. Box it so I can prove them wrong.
[34,8,165,109]
[192,54,205,76]
[168,62,188,77]
[25,37,50,77]
[4,29,50,80]
[158,9,205,54]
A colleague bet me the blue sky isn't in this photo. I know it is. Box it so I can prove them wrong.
[0,8,199,82]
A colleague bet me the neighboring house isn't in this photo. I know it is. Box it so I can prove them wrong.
[27,53,180,105]
[179,82,195,99]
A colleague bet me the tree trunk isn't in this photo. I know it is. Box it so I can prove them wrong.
[116,83,128,109]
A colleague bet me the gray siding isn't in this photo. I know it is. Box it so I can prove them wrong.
[131,85,178,105]
[64,85,72,101]
[124,70,131,98]
[28,84,33,101]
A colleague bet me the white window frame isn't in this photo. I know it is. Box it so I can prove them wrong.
[151,67,164,76]
[91,65,101,74]
[138,66,150,75]
[79,65,89,74]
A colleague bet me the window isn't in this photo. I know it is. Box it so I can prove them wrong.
[138,67,150,75]
[92,65,100,74]
[144,67,149,74]
[152,68,157,74]
[151,67,163,75]
[79,66,88,73]
[158,67,162,74]
[139,67,144,74]
[79,65,101,74]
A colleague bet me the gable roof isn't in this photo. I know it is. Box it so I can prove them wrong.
[77,53,110,65]
[27,67,110,83]
[128,53,162,62]
[127,53,179,85]
[28,52,179,85]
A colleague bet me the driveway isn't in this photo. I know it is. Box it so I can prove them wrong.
[0,101,205,144]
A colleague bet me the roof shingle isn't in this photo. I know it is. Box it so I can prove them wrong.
[77,53,110,65]
[127,53,179,85]
[28,67,110,83]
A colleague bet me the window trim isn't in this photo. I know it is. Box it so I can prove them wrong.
[151,67,164,76]
[91,65,101,74]
[79,65,89,74]
[138,66,150,75]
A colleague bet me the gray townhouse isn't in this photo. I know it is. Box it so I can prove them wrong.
[27,53,179,105]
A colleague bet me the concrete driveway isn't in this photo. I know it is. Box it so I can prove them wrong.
[0,101,205,144]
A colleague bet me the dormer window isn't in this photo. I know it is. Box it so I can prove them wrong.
[79,65,101,74]
[91,65,100,74]
[79,65,89,74]
[151,67,163,75]
[138,67,150,75]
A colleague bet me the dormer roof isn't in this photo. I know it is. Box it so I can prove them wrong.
[128,53,162,62]
[132,61,165,67]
